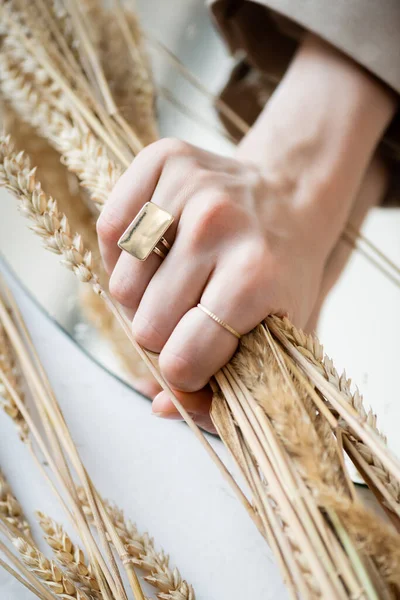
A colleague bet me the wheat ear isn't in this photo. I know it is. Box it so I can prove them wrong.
[271,316,400,506]
[14,537,92,600]
[0,134,98,286]
[0,469,31,540]
[0,50,123,207]
[37,512,101,600]
[78,489,195,600]
[0,320,28,440]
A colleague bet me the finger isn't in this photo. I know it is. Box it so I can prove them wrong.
[131,232,214,352]
[109,242,165,311]
[133,375,162,399]
[108,191,215,314]
[159,247,274,393]
[106,164,194,310]
[97,138,193,274]
[152,388,216,434]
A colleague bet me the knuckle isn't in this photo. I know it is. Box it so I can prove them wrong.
[163,153,199,176]
[159,349,199,392]
[132,138,190,170]
[131,313,165,352]
[190,192,233,245]
[154,137,190,159]
[237,240,276,291]
[193,167,215,187]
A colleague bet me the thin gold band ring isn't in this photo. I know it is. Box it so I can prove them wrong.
[153,245,167,259]
[160,237,171,250]
[197,304,242,340]
[152,236,171,260]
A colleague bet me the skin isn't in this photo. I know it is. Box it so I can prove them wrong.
[97,33,397,432]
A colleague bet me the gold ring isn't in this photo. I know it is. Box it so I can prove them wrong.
[118,201,174,261]
[160,237,171,250]
[153,245,167,259]
[197,304,241,340]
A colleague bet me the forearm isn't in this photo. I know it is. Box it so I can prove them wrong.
[236,33,397,256]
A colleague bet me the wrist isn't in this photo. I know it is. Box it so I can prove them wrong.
[237,33,397,255]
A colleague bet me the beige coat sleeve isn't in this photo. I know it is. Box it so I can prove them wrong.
[208,0,400,205]
[209,0,400,94]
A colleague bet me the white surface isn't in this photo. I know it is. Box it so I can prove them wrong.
[318,207,400,457]
[0,273,285,600]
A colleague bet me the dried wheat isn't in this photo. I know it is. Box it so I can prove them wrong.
[0,50,123,206]
[0,320,28,440]
[82,0,157,145]
[269,316,400,505]
[14,537,91,600]
[0,135,98,286]
[0,469,31,539]
[78,489,195,600]
[37,512,101,600]
[322,493,400,588]
[2,7,400,594]
[231,326,348,495]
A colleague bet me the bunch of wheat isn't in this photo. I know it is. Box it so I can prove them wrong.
[1,1,400,598]
[0,270,195,599]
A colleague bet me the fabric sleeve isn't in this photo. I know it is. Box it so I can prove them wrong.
[209,0,400,95]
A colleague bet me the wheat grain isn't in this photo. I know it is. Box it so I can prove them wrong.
[78,489,195,600]
[14,537,92,600]
[0,469,31,539]
[37,512,101,600]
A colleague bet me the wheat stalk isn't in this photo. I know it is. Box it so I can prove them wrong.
[225,330,400,591]
[0,538,57,600]
[1,96,149,386]
[78,489,195,600]
[231,325,348,496]
[0,138,142,600]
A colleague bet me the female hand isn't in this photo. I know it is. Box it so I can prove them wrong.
[97,34,396,432]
